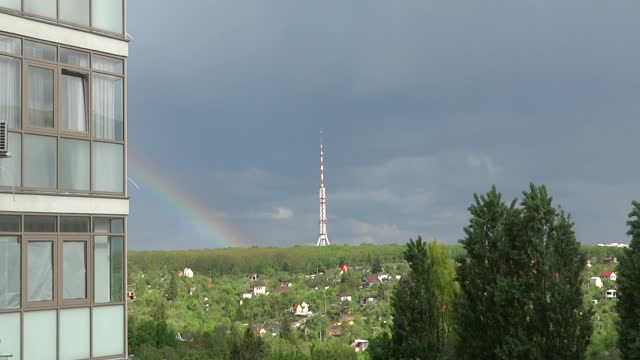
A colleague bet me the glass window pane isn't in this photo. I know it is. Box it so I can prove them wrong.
[24,0,56,18]
[24,41,57,62]
[93,305,124,357]
[60,0,90,26]
[94,218,123,233]
[0,34,20,55]
[92,73,123,140]
[93,142,123,192]
[0,132,21,187]
[0,215,20,232]
[111,218,124,233]
[27,241,53,302]
[0,236,20,309]
[0,0,20,11]
[60,48,89,68]
[63,242,86,299]
[24,310,56,360]
[0,313,20,359]
[61,73,87,132]
[94,236,123,303]
[0,55,21,129]
[24,135,57,188]
[60,216,89,232]
[24,215,56,232]
[28,66,55,128]
[92,0,123,34]
[60,308,90,359]
[60,138,89,190]
[92,54,123,74]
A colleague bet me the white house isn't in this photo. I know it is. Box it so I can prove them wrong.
[600,271,617,281]
[589,277,603,288]
[352,339,369,352]
[606,289,617,300]
[292,302,312,316]
[242,292,254,299]
[183,267,194,278]
[337,293,352,302]
[253,283,267,296]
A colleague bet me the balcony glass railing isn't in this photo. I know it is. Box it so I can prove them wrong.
[0,0,124,35]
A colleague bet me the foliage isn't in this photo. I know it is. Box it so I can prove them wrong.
[455,184,592,360]
[617,201,640,360]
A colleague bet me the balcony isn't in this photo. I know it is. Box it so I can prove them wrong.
[0,0,125,37]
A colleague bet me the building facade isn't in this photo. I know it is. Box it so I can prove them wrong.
[0,1,129,359]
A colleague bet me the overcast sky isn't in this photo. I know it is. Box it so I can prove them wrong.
[126,1,640,250]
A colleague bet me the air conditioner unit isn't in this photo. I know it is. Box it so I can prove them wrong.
[0,121,8,157]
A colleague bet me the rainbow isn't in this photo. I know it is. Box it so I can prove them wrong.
[127,153,250,248]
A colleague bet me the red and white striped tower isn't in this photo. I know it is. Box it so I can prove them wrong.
[317,130,330,246]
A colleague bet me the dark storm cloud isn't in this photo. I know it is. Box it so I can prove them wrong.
[126,0,640,249]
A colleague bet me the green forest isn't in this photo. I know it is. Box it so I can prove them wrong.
[126,185,640,360]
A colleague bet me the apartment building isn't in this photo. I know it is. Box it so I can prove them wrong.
[0,0,128,359]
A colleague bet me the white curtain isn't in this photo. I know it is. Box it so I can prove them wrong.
[92,74,123,140]
[0,55,21,129]
[94,236,111,303]
[93,142,123,193]
[63,242,86,299]
[61,74,87,132]
[0,236,20,309]
[27,241,53,302]
[28,66,54,128]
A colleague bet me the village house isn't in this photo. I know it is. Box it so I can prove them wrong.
[340,264,349,273]
[188,287,196,295]
[127,289,137,301]
[183,267,194,278]
[247,273,260,281]
[360,296,377,306]
[253,283,267,296]
[586,259,593,268]
[273,285,289,294]
[589,277,603,288]
[292,302,312,316]
[176,332,194,342]
[242,292,253,299]
[600,271,617,281]
[337,293,352,302]
[363,274,381,285]
[352,339,369,352]
[606,288,617,300]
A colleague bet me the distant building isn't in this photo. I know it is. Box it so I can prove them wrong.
[247,273,260,281]
[352,339,369,352]
[600,271,617,281]
[176,332,194,342]
[337,293,352,302]
[363,274,381,284]
[606,289,618,300]
[183,267,194,279]
[253,283,267,296]
[589,277,603,288]
[597,242,629,248]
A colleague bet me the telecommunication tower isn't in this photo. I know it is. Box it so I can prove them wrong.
[317,130,330,246]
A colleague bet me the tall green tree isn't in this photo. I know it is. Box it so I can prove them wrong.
[455,184,591,360]
[618,201,640,359]
[381,237,457,359]
[371,257,383,274]
[167,275,178,301]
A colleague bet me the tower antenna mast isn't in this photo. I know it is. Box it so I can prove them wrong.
[317,130,330,246]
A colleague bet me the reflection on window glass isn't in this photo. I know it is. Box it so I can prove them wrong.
[0,0,21,11]
[24,41,57,62]
[92,0,123,34]
[0,215,20,232]
[0,132,21,187]
[63,242,86,299]
[24,0,56,19]
[0,55,21,129]
[28,66,55,128]
[60,216,90,232]
[60,0,90,26]
[24,134,57,188]
[93,142,123,192]
[60,48,90,68]
[24,215,57,232]
[92,55,123,74]
[94,218,124,233]
[60,138,90,191]
[28,241,53,302]
[94,236,123,303]
[92,73,123,140]
[61,73,88,132]
[0,236,20,309]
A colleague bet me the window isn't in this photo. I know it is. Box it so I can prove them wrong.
[24,310,57,359]
[27,65,55,128]
[92,73,123,140]
[0,34,21,55]
[0,132,21,187]
[0,313,21,359]
[60,48,89,68]
[60,138,90,191]
[23,0,56,19]
[92,0,123,33]
[92,54,123,74]
[27,241,54,302]
[0,236,20,309]
[94,218,123,233]
[93,142,123,192]
[0,215,20,232]
[24,135,57,188]
[0,0,20,11]
[94,236,123,303]
[59,0,90,26]
[60,216,90,232]
[61,71,88,132]
[0,55,21,129]
[24,41,57,62]
[60,308,90,359]
[24,215,57,232]
[63,241,86,299]
[93,305,124,356]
